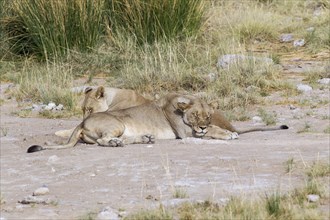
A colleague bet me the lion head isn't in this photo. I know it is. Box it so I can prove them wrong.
[160,93,217,138]
[176,97,216,137]
[81,86,108,119]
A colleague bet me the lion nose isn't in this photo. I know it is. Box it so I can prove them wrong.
[199,126,207,130]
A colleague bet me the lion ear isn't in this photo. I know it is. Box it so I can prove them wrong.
[176,97,192,112]
[208,100,218,110]
[84,87,93,94]
[95,86,105,99]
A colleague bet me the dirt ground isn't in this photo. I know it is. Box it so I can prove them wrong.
[0,67,329,219]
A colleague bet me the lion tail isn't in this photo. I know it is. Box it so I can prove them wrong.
[27,123,83,153]
[237,125,288,134]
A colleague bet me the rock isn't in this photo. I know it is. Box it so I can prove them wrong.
[18,195,55,205]
[217,54,274,69]
[280,34,294,42]
[293,39,305,47]
[96,207,119,220]
[307,194,319,203]
[289,105,297,110]
[318,78,330,85]
[252,116,263,123]
[47,155,59,163]
[33,186,50,196]
[297,84,312,92]
[55,104,64,111]
[306,27,315,32]
[44,102,56,111]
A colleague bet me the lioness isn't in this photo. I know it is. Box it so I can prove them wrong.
[78,86,288,135]
[55,86,150,137]
[27,93,239,153]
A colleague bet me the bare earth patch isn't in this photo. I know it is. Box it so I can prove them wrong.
[0,80,329,219]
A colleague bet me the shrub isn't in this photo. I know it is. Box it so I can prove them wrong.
[105,0,205,45]
[1,0,105,59]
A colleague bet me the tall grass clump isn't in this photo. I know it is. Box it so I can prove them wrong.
[2,0,104,60]
[106,0,205,45]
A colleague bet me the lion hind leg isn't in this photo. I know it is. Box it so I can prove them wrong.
[120,134,156,145]
[205,125,239,140]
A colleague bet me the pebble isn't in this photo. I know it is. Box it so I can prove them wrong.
[96,207,119,220]
[19,195,47,204]
[45,102,57,110]
[47,155,59,163]
[252,116,263,123]
[306,27,315,32]
[293,39,305,47]
[297,84,312,92]
[289,105,297,110]
[318,78,330,85]
[33,186,50,196]
[55,104,64,111]
[217,54,273,69]
[307,194,320,203]
[280,34,294,42]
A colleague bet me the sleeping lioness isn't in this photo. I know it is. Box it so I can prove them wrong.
[28,93,239,153]
[76,86,288,135]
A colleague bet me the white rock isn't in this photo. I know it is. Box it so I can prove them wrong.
[318,78,330,85]
[293,39,305,47]
[33,186,50,196]
[47,155,59,163]
[44,102,56,110]
[306,27,315,32]
[217,54,273,69]
[252,116,263,123]
[297,84,312,92]
[280,34,294,42]
[55,104,64,111]
[307,194,319,203]
[96,207,119,220]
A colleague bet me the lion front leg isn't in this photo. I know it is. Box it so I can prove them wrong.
[204,125,239,140]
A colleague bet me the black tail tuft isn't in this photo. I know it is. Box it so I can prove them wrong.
[280,125,289,130]
[27,145,44,153]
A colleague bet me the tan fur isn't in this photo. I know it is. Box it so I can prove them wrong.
[39,93,239,151]
[56,86,288,138]
[55,86,150,137]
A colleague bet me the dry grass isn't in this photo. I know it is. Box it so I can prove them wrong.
[0,0,329,114]
[124,160,330,220]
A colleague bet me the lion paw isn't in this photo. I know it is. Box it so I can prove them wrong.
[141,134,155,144]
[108,138,124,147]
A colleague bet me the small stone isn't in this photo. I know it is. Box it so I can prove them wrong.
[55,104,64,111]
[293,39,305,47]
[47,155,59,163]
[289,105,297,110]
[252,116,263,123]
[318,78,330,85]
[146,145,153,148]
[96,207,119,220]
[307,194,319,203]
[297,84,312,92]
[33,186,49,196]
[19,195,46,204]
[280,34,294,42]
[217,54,273,69]
[306,27,315,32]
[45,102,56,110]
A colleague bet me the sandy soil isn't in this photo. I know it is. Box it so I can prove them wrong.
[0,72,329,219]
